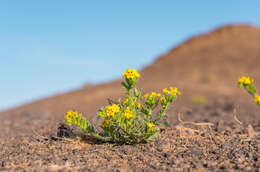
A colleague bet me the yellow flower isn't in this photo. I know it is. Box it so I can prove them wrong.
[122,69,140,80]
[238,77,245,84]
[150,92,161,98]
[163,88,170,94]
[105,106,114,117]
[106,104,120,117]
[65,110,78,120]
[101,119,112,127]
[160,97,165,102]
[148,122,155,128]
[170,87,181,95]
[238,76,253,85]
[124,107,133,119]
[112,104,120,113]
[137,103,141,109]
[254,95,260,104]
[151,92,157,97]
[144,93,149,98]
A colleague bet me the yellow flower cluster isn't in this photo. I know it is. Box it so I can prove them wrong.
[101,119,113,127]
[122,69,140,80]
[105,104,120,117]
[160,97,165,102]
[238,76,253,85]
[163,87,181,95]
[254,95,260,104]
[151,92,161,98]
[144,92,161,99]
[65,110,79,120]
[148,122,155,128]
[124,107,133,119]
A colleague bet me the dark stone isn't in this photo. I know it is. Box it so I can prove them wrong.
[253,154,258,162]
[57,123,74,138]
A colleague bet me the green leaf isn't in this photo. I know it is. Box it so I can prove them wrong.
[246,84,256,96]
[134,88,140,97]
[163,121,169,126]
[238,83,243,88]
[98,109,106,118]
[65,119,73,125]
[152,100,159,110]
[141,107,148,115]
[121,81,128,90]
[145,132,159,142]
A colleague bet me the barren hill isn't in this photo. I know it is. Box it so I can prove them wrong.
[1,24,260,137]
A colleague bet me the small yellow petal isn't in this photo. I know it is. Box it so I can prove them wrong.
[148,122,155,128]
[163,88,169,94]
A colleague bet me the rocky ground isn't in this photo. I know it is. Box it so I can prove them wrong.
[1,99,260,171]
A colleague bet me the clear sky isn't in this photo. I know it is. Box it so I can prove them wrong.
[1,1,260,111]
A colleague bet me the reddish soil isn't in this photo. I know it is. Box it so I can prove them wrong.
[1,24,260,171]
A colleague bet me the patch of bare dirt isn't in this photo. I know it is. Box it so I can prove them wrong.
[1,118,260,171]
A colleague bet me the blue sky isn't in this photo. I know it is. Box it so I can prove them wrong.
[0,1,260,111]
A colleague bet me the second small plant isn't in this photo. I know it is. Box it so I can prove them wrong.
[238,76,260,106]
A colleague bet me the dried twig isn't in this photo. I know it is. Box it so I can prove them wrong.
[31,127,49,140]
[178,112,214,127]
[233,108,243,125]
[247,124,260,138]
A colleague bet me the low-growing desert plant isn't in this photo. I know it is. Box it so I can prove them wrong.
[238,76,260,106]
[191,96,205,105]
[64,69,180,144]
